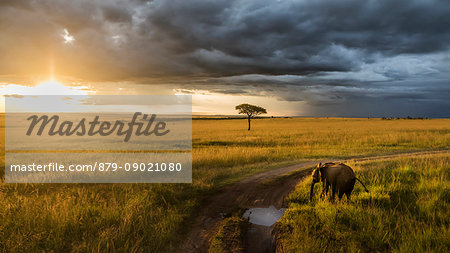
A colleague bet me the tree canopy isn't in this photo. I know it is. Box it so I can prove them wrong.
[235,104,267,117]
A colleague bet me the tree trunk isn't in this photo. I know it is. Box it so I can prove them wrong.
[247,116,251,131]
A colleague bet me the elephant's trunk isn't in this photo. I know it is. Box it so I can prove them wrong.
[309,182,316,201]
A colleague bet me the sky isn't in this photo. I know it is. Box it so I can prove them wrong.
[1,0,449,117]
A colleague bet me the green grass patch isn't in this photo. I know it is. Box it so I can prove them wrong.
[209,216,249,253]
[275,154,450,253]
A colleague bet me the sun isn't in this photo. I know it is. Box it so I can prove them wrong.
[35,79,74,94]
[0,79,92,96]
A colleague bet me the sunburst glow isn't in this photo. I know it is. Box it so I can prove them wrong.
[0,79,91,95]
[62,28,74,44]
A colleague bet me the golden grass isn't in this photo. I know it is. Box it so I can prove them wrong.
[192,118,449,172]
[0,115,449,252]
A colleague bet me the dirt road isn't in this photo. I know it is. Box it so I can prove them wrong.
[181,150,449,253]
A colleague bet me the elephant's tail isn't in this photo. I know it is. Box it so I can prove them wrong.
[356,178,369,193]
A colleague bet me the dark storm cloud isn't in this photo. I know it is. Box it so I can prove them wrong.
[102,5,133,23]
[142,0,450,76]
[2,0,450,77]
[1,0,449,116]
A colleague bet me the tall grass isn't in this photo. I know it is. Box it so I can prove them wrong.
[276,154,450,252]
[0,117,449,251]
[193,118,450,170]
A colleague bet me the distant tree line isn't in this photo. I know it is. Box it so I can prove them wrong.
[381,116,429,120]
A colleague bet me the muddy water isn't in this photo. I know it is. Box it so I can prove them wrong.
[243,205,286,226]
[243,206,287,252]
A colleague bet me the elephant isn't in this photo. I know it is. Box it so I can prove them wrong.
[309,162,369,202]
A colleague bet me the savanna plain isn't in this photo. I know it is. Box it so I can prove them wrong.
[0,115,449,252]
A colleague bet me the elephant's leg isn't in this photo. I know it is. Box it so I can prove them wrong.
[321,183,331,199]
[320,180,327,199]
[338,191,344,200]
[331,185,336,202]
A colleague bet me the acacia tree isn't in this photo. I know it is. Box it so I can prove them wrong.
[235,103,267,131]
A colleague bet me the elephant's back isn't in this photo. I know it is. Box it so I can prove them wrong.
[339,164,356,178]
[330,164,356,183]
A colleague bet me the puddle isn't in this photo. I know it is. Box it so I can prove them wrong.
[243,205,286,227]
